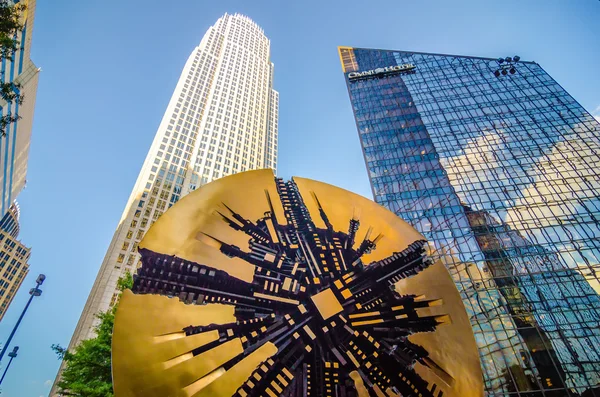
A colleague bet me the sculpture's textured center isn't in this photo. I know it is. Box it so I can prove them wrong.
[310,288,343,320]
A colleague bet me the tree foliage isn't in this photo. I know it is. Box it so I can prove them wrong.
[51,312,115,397]
[0,0,27,137]
[0,0,24,61]
[0,113,19,137]
[52,273,134,397]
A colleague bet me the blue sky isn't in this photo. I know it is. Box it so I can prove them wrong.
[0,0,599,395]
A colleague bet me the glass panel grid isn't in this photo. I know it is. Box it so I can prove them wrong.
[345,49,600,396]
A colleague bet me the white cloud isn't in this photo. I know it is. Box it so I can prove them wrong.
[593,104,600,122]
[44,379,52,387]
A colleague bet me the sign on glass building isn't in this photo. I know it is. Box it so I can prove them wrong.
[340,47,600,396]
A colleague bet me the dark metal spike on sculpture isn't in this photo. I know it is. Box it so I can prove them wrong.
[346,209,360,252]
[215,210,244,230]
[356,226,379,258]
[310,191,334,235]
[112,170,483,397]
[219,203,272,244]
[198,231,225,247]
[372,233,383,244]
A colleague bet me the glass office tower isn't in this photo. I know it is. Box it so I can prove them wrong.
[340,48,600,396]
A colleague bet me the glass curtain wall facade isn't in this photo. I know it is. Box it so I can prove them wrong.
[340,47,600,396]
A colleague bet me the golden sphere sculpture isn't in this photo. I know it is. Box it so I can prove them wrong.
[112,169,483,397]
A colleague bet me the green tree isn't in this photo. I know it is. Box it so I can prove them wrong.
[52,273,134,397]
[0,0,27,137]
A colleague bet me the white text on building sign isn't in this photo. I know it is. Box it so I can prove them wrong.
[348,64,416,80]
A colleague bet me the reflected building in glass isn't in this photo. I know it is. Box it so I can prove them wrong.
[340,47,600,396]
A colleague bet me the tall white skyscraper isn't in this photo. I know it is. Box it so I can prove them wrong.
[53,13,278,391]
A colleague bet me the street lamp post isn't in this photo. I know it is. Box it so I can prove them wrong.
[0,346,18,385]
[0,274,45,363]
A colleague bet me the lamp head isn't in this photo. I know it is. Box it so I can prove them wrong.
[8,346,18,358]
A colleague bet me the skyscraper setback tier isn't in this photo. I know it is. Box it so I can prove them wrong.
[54,13,278,391]
[340,47,600,396]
